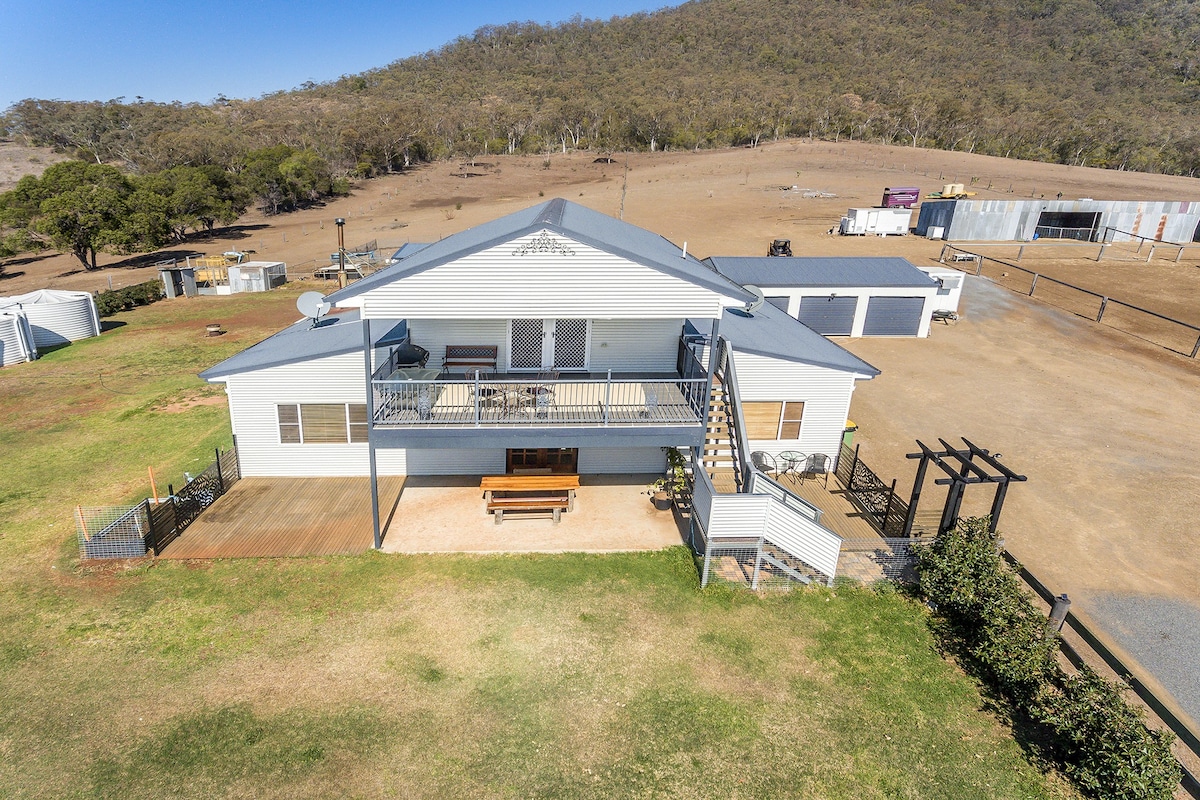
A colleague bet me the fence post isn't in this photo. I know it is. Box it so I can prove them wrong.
[1146,246,1155,262]
[1191,334,1200,359]
[1016,245,1024,261]
[1029,274,1038,296]
[939,244,948,263]
[1177,247,1186,263]
[215,448,224,493]
[976,258,984,276]
[883,479,897,535]
[849,444,860,491]
[1097,297,1108,323]
[1096,243,1105,262]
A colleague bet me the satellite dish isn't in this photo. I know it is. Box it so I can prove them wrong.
[743,284,766,315]
[296,291,330,324]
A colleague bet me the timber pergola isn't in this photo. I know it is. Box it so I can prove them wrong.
[903,437,1026,536]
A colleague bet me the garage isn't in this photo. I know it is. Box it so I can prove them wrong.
[863,297,925,336]
[797,296,857,335]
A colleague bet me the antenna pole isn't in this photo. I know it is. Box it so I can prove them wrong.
[336,217,347,289]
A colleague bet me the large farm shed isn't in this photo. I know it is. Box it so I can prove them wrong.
[915,199,1200,243]
[705,256,943,338]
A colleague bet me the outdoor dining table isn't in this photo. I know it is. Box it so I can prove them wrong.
[778,450,807,479]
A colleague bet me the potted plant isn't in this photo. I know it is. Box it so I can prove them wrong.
[647,447,689,509]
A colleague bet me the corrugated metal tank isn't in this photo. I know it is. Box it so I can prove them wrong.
[0,312,38,366]
[0,289,100,349]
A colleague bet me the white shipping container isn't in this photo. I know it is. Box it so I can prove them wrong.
[839,208,911,236]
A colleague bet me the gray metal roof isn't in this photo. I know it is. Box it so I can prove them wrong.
[388,242,431,262]
[327,198,754,305]
[706,256,938,289]
[688,302,879,377]
[199,310,364,381]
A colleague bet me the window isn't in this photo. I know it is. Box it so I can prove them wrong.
[742,401,805,440]
[277,404,368,444]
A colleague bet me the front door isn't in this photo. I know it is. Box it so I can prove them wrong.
[509,319,589,371]
[506,448,579,474]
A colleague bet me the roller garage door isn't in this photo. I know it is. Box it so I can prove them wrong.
[797,296,858,335]
[863,296,924,336]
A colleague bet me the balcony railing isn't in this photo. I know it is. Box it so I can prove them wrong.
[371,372,708,427]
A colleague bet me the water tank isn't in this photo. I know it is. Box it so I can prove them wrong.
[0,289,101,349]
[0,311,37,366]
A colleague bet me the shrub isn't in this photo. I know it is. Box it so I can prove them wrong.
[96,280,164,317]
[916,517,1180,800]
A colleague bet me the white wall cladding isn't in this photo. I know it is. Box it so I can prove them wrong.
[225,352,371,477]
[405,448,504,475]
[356,232,732,320]
[578,447,666,474]
[734,350,857,461]
[405,319,508,368]
[589,319,683,371]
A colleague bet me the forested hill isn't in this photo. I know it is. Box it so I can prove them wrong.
[5,0,1200,176]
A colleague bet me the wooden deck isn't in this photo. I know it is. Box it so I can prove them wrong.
[159,477,405,559]
[708,469,885,540]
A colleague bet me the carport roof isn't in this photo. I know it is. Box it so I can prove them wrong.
[706,256,938,289]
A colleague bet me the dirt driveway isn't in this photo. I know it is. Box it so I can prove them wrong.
[840,275,1200,723]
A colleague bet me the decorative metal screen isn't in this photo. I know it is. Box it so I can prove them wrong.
[511,319,543,369]
[553,319,588,369]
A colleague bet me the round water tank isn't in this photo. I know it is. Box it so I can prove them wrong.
[0,311,37,366]
[0,289,100,349]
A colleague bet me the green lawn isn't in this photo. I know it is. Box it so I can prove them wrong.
[0,291,1076,798]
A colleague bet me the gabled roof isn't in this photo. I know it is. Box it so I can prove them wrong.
[705,256,938,289]
[199,310,363,381]
[388,242,431,262]
[327,198,755,305]
[687,302,879,377]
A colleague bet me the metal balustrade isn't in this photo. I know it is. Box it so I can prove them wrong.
[371,372,708,427]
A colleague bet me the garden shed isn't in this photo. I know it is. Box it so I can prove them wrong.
[705,256,942,338]
[0,311,37,366]
[0,289,101,349]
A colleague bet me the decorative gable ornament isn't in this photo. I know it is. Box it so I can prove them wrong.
[512,230,576,257]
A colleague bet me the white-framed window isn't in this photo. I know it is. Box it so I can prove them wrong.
[277,403,368,444]
[742,401,805,440]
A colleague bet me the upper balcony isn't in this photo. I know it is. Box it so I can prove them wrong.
[371,371,708,429]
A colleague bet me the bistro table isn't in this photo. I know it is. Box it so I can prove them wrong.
[778,450,807,480]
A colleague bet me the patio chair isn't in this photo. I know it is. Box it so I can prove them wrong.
[750,451,780,477]
[800,453,831,487]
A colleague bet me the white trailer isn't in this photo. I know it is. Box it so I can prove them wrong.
[839,207,911,236]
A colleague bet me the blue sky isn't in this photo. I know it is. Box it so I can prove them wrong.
[1,1,682,112]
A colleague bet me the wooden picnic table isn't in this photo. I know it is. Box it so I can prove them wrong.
[480,474,580,513]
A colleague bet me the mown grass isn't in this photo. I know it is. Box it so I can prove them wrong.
[0,291,1078,799]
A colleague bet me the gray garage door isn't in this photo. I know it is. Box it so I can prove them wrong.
[797,296,857,335]
[863,296,924,336]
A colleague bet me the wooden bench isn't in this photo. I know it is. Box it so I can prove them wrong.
[443,344,498,373]
[487,494,570,524]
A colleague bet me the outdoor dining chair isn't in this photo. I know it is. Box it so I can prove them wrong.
[801,453,831,487]
[750,450,780,477]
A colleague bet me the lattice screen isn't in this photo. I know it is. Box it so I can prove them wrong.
[554,319,588,369]
[511,319,543,369]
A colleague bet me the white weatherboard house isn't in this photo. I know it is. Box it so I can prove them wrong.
[706,256,943,337]
[201,199,879,578]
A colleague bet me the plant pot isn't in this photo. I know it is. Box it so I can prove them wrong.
[652,491,672,511]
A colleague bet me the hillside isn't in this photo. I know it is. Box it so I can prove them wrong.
[3,0,1200,176]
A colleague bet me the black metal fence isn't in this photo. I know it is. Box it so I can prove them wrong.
[939,245,1200,359]
[75,447,239,559]
[835,442,911,536]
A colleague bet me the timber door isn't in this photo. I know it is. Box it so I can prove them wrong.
[506,448,579,474]
[509,319,589,371]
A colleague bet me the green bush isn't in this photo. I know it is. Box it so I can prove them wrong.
[916,517,1180,800]
[96,280,164,317]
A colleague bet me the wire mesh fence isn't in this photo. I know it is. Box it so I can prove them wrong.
[74,447,239,560]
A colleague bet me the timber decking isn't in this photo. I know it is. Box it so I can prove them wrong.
[159,476,405,559]
[708,469,884,540]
